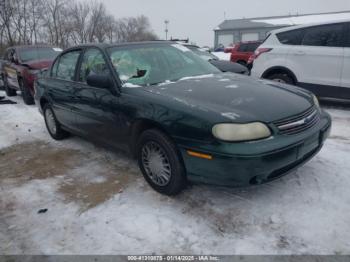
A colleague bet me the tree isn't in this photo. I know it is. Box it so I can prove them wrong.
[116,15,158,42]
[0,0,159,49]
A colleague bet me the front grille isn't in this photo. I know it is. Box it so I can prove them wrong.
[274,106,320,135]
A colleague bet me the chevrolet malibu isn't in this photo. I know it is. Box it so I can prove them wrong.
[34,42,331,195]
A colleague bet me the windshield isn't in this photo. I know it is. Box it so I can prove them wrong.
[19,47,62,62]
[186,46,218,61]
[108,43,220,86]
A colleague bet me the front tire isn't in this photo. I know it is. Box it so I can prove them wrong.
[4,77,17,96]
[43,104,70,140]
[267,73,294,85]
[137,129,186,195]
[19,79,34,105]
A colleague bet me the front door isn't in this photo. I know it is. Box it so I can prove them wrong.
[73,48,128,148]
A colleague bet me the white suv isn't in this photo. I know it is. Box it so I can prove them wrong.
[251,20,350,101]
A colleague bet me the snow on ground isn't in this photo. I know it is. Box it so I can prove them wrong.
[1,90,350,255]
[212,52,231,61]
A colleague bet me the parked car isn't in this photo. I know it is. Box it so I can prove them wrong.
[1,45,62,104]
[184,44,249,74]
[230,41,262,66]
[35,42,331,195]
[250,20,350,101]
[224,45,235,53]
[214,44,225,52]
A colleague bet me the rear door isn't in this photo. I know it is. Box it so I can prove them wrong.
[341,23,350,89]
[287,23,344,88]
[46,49,82,130]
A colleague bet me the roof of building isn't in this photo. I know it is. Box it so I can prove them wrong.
[215,10,350,31]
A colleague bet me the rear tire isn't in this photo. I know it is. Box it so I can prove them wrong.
[137,129,186,195]
[4,77,17,97]
[267,73,294,85]
[19,78,34,105]
[43,104,70,140]
[0,74,4,89]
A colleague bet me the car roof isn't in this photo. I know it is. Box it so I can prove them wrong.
[182,43,200,48]
[270,18,350,34]
[9,45,58,50]
[236,41,262,45]
[63,41,175,52]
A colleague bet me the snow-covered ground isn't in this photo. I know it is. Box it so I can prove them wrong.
[1,90,350,255]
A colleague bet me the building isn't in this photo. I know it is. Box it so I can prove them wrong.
[214,11,350,48]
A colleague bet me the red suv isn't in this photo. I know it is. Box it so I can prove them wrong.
[1,45,62,104]
[230,41,261,67]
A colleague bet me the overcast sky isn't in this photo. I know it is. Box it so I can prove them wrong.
[102,0,350,46]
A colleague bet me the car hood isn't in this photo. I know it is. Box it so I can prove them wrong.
[145,73,313,123]
[21,59,53,70]
[210,60,248,74]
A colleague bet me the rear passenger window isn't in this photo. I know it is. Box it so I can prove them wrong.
[246,43,260,52]
[238,44,247,52]
[302,24,343,47]
[51,59,59,77]
[55,50,81,80]
[277,29,304,45]
[345,23,350,47]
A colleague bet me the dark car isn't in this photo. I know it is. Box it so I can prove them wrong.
[184,44,249,75]
[35,42,331,195]
[230,41,262,67]
[1,45,62,104]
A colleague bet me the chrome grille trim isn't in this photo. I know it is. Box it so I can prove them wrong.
[274,106,320,135]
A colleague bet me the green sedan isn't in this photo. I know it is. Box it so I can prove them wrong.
[34,42,331,195]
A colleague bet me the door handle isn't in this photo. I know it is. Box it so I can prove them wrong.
[293,51,306,56]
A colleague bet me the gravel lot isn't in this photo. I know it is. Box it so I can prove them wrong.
[1,90,350,255]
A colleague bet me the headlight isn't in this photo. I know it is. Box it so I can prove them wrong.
[212,122,271,142]
[312,94,320,108]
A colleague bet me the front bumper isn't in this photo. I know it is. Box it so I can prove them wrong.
[178,111,331,187]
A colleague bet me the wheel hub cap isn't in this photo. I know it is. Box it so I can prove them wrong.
[45,109,57,135]
[141,141,171,186]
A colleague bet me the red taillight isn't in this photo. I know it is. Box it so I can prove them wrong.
[248,48,272,63]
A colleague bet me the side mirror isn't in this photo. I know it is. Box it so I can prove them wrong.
[86,74,113,89]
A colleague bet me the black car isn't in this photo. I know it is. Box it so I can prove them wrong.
[35,42,331,195]
[184,44,249,75]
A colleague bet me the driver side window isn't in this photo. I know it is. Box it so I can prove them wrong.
[79,48,109,83]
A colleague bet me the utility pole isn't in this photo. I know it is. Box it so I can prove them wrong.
[164,20,169,40]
